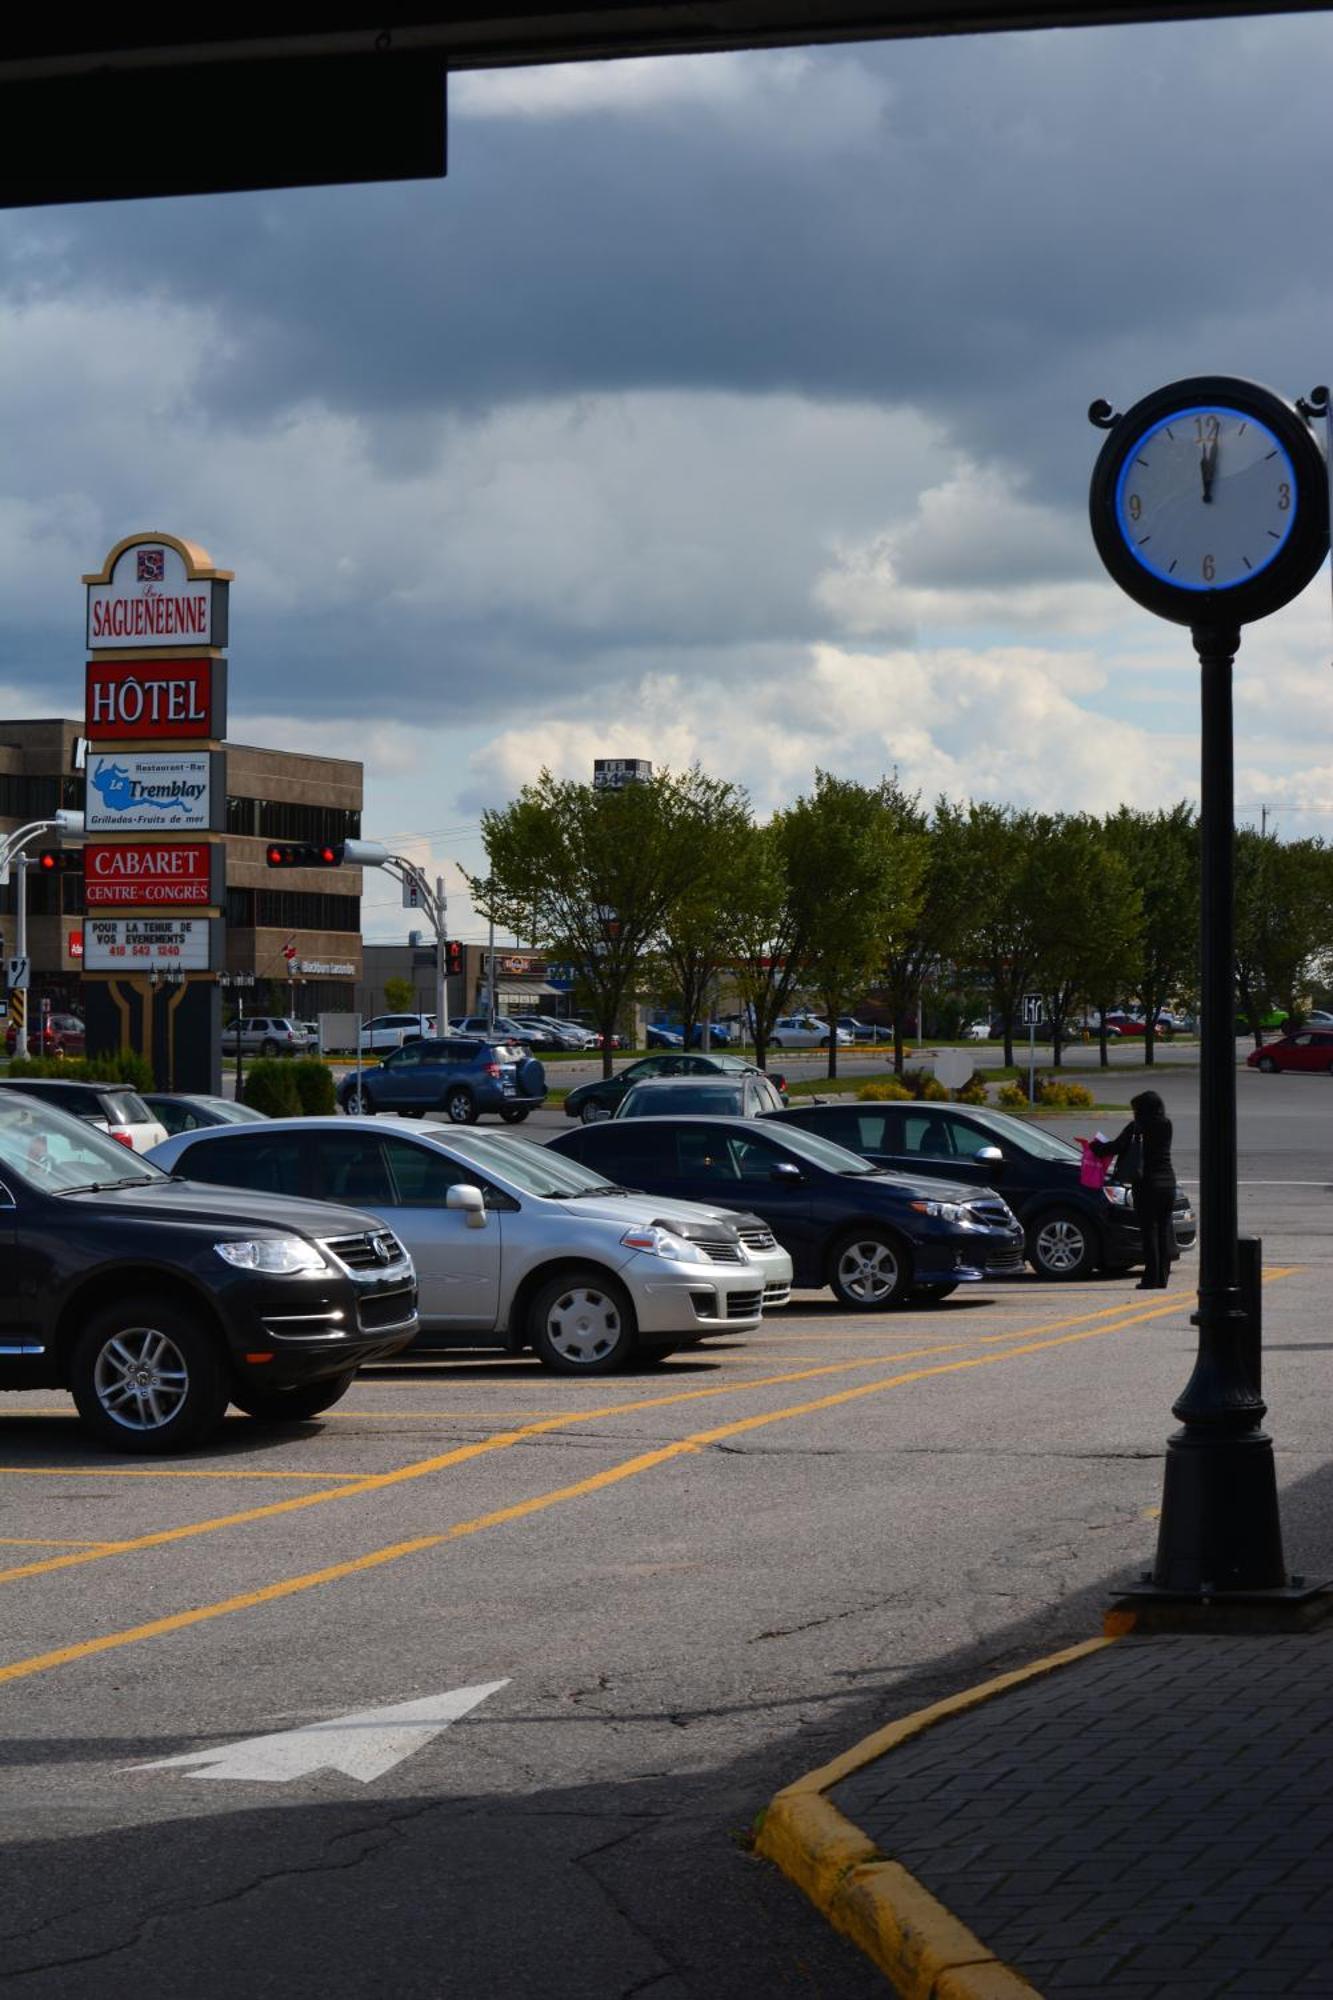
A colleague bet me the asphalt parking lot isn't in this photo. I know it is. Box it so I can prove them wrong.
[0,1062,1329,1997]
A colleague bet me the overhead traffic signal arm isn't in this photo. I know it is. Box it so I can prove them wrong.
[265,838,391,869]
[37,849,83,873]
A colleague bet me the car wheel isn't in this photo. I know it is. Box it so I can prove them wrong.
[343,1082,375,1115]
[69,1297,228,1453]
[261,1038,278,1056]
[500,1107,529,1123]
[1256,1055,1278,1073]
[529,1268,637,1373]
[445,1087,477,1125]
[231,1370,357,1422]
[1030,1208,1097,1280]
[828,1230,909,1310]
[580,1100,606,1125]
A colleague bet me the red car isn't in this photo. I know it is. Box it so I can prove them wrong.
[1248,1028,1333,1075]
[5,1012,86,1057]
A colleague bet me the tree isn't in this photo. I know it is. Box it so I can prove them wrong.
[1075,842,1142,1069]
[653,781,754,1051]
[476,766,723,1077]
[946,802,1041,1069]
[1235,832,1333,1041]
[1029,816,1141,1067]
[383,975,416,1015]
[879,792,969,1077]
[721,818,808,1072]
[1104,803,1199,1065]
[784,773,929,1079]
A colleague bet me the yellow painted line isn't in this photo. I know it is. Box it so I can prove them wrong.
[0,1464,370,1483]
[0,1300,1144,1588]
[0,1538,129,1550]
[0,1295,1188,1686]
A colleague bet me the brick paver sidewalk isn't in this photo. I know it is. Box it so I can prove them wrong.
[833,1630,1333,1997]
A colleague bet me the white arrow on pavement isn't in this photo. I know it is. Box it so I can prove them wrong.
[132,1681,510,1785]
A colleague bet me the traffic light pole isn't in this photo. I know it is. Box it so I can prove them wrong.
[13,854,27,1058]
[264,838,450,1033]
[0,812,84,1058]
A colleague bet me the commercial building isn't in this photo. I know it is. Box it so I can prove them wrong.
[357,941,570,1022]
[0,720,365,1019]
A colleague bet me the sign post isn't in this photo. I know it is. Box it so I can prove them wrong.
[1021,992,1045,1103]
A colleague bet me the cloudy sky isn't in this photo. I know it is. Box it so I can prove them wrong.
[3,11,1333,939]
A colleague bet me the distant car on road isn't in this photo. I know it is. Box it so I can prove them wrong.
[616,1073,786,1120]
[563,1052,787,1125]
[149,1119,772,1373]
[339,1036,546,1123]
[836,1017,891,1043]
[359,1013,435,1052]
[223,1016,311,1057]
[1247,1028,1333,1074]
[5,1011,85,1057]
[769,1015,852,1050]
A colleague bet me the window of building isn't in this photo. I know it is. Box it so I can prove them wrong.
[225,797,361,844]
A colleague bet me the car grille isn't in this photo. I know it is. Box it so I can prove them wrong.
[984,1247,1026,1273]
[725,1289,763,1319]
[693,1236,746,1265]
[736,1223,777,1252]
[322,1230,407,1274]
[358,1289,416,1331]
[763,1283,792,1307]
[966,1200,1017,1230]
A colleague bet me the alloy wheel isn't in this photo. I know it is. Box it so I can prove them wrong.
[92,1326,191,1434]
[1035,1217,1088,1275]
[834,1238,900,1305]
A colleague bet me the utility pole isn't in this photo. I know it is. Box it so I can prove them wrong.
[435,874,447,1031]
[486,894,496,1032]
[13,853,28,1058]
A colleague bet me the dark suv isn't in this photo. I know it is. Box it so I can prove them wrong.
[0,1090,417,1451]
[769,1100,1196,1280]
[339,1037,547,1123]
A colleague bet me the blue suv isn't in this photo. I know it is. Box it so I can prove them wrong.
[338,1036,547,1124]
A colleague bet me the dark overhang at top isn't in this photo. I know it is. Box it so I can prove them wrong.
[0,2,1324,205]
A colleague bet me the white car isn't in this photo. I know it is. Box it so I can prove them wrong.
[0,1078,168,1153]
[359,1013,436,1052]
[769,1015,853,1050]
[963,1020,994,1041]
[148,1120,789,1374]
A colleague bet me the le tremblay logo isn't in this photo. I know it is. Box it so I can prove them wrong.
[90,759,206,820]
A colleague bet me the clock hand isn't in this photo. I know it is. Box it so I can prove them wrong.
[1200,437,1217,503]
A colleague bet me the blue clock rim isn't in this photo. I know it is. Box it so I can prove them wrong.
[1113,403,1296,592]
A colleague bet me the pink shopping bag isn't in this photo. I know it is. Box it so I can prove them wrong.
[1077,1138,1108,1190]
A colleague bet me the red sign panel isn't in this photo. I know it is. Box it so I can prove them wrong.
[67,929,84,959]
[84,842,217,908]
[85,658,226,740]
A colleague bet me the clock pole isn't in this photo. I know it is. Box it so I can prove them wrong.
[1150,622,1287,1595]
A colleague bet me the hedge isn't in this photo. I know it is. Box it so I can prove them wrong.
[241,1060,302,1117]
[6,1052,154,1091]
[291,1058,337,1115]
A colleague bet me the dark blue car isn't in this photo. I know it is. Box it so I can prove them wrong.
[338,1036,546,1125]
[548,1115,1024,1309]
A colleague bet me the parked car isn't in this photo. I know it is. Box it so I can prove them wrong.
[510,1015,598,1051]
[616,1074,787,1119]
[0,1090,416,1450]
[338,1036,546,1123]
[222,1016,311,1056]
[551,1115,1025,1309]
[143,1093,270,1136]
[5,1011,85,1057]
[1304,1009,1333,1027]
[768,1099,1196,1280]
[452,1015,541,1046]
[646,1021,734,1049]
[769,1015,852,1050]
[836,1017,891,1043]
[563,1052,788,1125]
[1235,1006,1290,1034]
[149,1120,777,1373]
[646,1023,685,1049]
[359,1013,435,1052]
[0,1077,168,1153]
[963,1020,995,1042]
[1247,1028,1333,1074]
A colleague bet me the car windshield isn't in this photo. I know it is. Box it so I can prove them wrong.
[762,1123,878,1175]
[0,1093,163,1193]
[968,1107,1081,1163]
[622,1084,744,1116]
[423,1129,615,1197]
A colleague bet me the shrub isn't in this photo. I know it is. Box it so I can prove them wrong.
[954,1076,989,1105]
[857,1078,912,1102]
[917,1075,949,1102]
[997,1081,1030,1109]
[6,1052,154,1089]
[291,1058,337,1115]
[242,1059,302,1117]
[1038,1079,1095,1109]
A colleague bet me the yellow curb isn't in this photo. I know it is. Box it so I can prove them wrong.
[757,1635,1119,1997]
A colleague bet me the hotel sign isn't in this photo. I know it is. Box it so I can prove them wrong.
[84,841,222,908]
[83,916,222,972]
[86,658,226,740]
[84,534,232,652]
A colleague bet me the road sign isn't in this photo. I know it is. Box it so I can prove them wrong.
[133,1681,510,1785]
[1021,993,1045,1028]
[933,1048,975,1090]
[6,955,30,991]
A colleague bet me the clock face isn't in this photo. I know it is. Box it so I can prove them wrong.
[1113,404,1297,592]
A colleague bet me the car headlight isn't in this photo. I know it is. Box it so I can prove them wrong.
[621,1224,692,1260]
[1102,1184,1133,1208]
[215,1237,329,1274]
[909,1199,967,1223]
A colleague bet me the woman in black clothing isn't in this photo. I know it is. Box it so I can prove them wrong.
[1094,1089,1176,1290]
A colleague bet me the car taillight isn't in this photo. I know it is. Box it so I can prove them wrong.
[108,1129,135,1149]
[484,1062,503,1078]
[773,1073,788,1092]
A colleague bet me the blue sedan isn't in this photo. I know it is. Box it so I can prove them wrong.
[549,1115,1024,1308]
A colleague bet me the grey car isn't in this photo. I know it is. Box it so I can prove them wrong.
[616,1074,787,1119]
[147,1119,787,1373]
[222,1016,312,1056]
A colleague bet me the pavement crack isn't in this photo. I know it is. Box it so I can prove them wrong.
[748,1593,908,1642]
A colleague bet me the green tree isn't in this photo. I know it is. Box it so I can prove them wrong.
[879,792,969,1077]
[1075,840,1143,1069]
[476,766,724,1077]
[946,801,1041,1068]
[383,975,416,1015]
[720,817,809,1072]
[1235,832,1333,1041]
[653,781,754,1051]
[1104,803,1199,1065]
[784,773,929,1080]
[1029,815,1141,1067]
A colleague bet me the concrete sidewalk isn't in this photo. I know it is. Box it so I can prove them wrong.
[758,1625,1333,1998]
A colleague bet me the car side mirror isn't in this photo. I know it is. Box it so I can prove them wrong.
[771,1161,804,1182]
[976,1145,1004,1173]
[445,1183,488,1229]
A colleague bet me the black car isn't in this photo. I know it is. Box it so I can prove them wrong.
[563,1053,788,1125]
[768,1100,1196,1280]
[0,1090,417,1451]
[549,1115,1024,1309]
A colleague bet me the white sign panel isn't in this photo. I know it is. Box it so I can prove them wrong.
[83,917,214,971]
[6,956,29,991]
[86,541,219,650]
[85,752,215,833]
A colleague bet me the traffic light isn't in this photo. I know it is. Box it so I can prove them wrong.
[445,940,463,975]
[265,842,343,868]
[37,850,82,873]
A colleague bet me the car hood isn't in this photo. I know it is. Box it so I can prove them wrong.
[857,1169,1008,1205]
[60,1178,389,1240]
[552,1192,749,1236]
